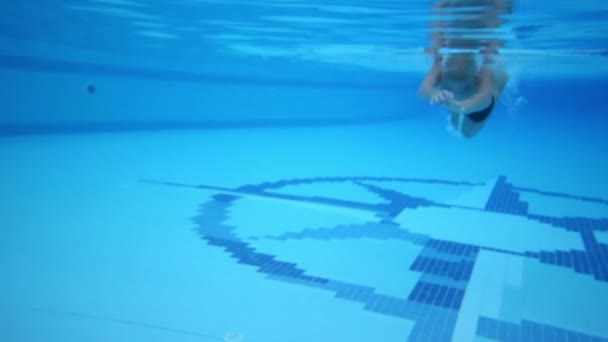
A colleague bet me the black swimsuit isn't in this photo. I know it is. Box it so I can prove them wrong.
[466,96,495,123]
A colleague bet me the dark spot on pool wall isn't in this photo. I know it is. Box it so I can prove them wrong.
[87,84,96,94]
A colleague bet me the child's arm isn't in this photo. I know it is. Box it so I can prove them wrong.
[417,54,443,98]
[451,66,494,113]
[462,68,493,110]
[418,56,455,105]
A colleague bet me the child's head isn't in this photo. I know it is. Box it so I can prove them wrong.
[442,53,478,83]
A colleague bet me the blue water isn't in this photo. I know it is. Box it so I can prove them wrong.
[1,1,608,342]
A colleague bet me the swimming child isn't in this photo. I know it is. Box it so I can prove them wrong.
[419,0,512,138]
[418,51,509,137]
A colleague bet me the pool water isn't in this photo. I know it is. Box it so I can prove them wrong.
[1,1,608,342]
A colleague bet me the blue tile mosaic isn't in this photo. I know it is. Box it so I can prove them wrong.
[264,222,429,245]
[529,230,608,281]
[407,308,458,342]
[477,317,608,342]
[425,239,480,258]
[190,193,465,341]
[411,256,475,282]
[484,176,529,215]
[407,281,465,310]
[514,185,608,206]
[354,181,437,208]
[145,174,608,341]
[527,215,608,233]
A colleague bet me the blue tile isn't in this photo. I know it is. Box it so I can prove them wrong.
[556,251,565,266]
[411,255,475,282]
[486,317,499,339]
[476,317,490,337]
[462,262,474,281]
[476,318,608,342]
[415,283,429,303]
[422,283,438,304]
[554,328,568,342]
[212,193,240,202]
[566,332,582,342]
[543,326,557,342]
[444,288,455,308]
[437,260,452,278]
[411,257,423,270]
[507,324,521,342]
[588,257,601,279]
[521,323,532,342]
[408,282,424,301]
[531,321,543,341]
[419,257,431,271]
[435,286,448,307]
[561,251,573,267]
[449,289,464,310]
[286,268,304,277]
[498,321,509,341]
[426,258,438,274]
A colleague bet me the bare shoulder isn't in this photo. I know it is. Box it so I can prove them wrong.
[481,62,509,95]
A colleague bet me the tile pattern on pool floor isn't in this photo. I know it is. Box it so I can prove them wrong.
[145,175,608,342]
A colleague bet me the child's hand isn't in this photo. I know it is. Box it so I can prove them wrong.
[430,90,454,104]
[446,100,466,114]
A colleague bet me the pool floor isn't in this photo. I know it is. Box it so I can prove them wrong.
[1,118,607,342]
